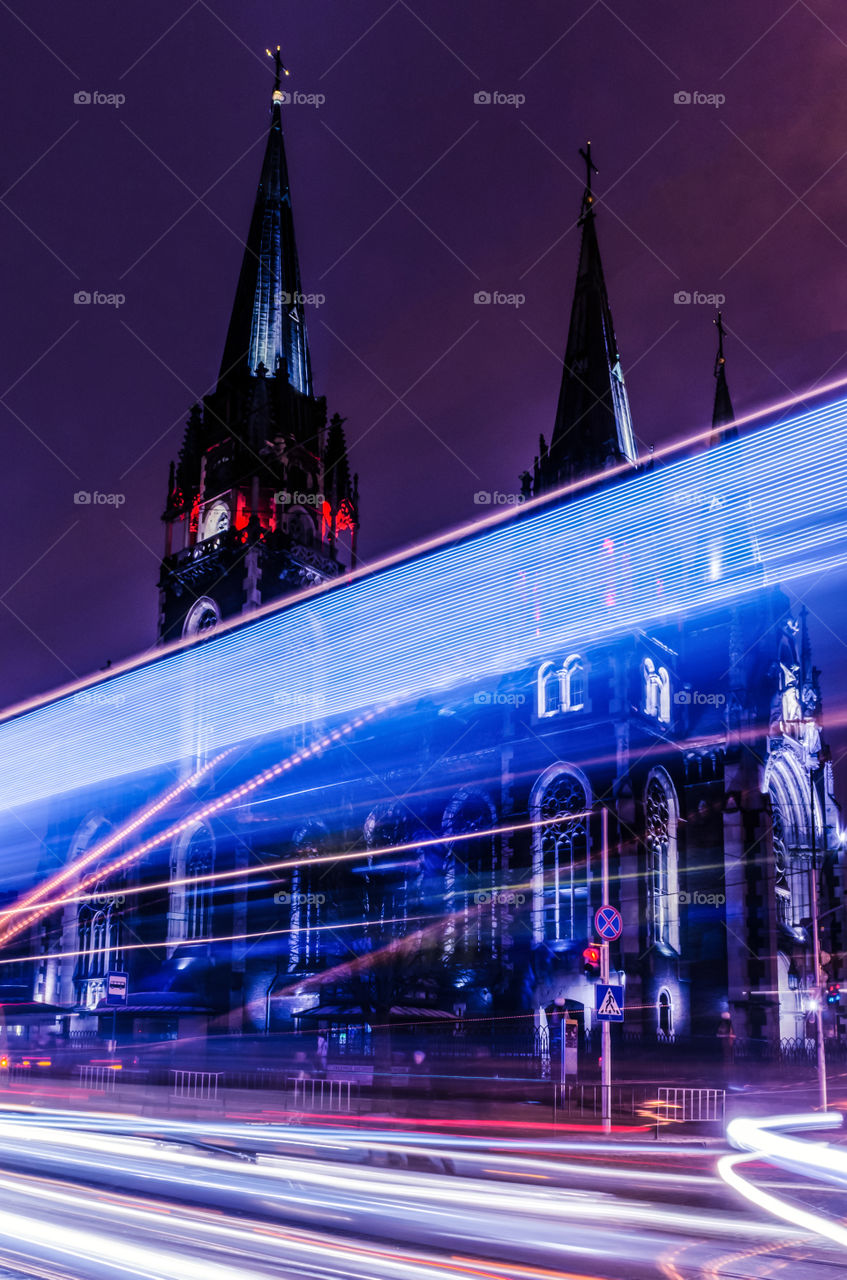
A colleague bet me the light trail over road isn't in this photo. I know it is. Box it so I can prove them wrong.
[0,1109,840,1279]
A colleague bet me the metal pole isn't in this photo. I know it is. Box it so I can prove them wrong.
[809,762,827,1111]
[601,806,611,1134]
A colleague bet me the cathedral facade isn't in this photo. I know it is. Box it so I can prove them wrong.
[13,67,844,1072]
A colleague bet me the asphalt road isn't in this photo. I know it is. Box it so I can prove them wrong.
[0,1108,840,1279]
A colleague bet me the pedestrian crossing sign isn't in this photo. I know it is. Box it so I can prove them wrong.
[596,984,624,1021]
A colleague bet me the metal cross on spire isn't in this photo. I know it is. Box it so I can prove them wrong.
[266,44,290,98]
[579,141,598,220]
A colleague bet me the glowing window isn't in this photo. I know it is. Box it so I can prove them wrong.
[538,662,560,717]
[645,771,680,954]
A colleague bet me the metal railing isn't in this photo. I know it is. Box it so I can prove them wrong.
[171,1070,221,1101]
[556,1082,661,1117]
[656,1086,725,1124]
[77,1064,118,1092]
[289,1076,354,1112]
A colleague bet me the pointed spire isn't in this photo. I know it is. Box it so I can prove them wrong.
[542,143,638,492]
[710,310,737,447]
[324,413,356,521]
[218,47,313,396]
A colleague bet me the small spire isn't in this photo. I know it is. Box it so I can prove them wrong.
[710,310,737,447]
[219,54,312,394]
[579,141,598,222]
[539,145,638,491]
[714,309,727,377]
[266,45,290,102]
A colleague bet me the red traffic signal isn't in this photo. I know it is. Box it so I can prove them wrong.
[583,945,601,980]
[826,982,841,1006]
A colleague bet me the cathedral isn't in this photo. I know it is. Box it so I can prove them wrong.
[9,62,844,1074]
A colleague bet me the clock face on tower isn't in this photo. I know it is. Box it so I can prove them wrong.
[202,501,231,541]
[183,597,221,638]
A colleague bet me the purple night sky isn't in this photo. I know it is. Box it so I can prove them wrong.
[1,1,846,792]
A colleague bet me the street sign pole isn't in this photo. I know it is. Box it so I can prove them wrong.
[601,806,611,1135]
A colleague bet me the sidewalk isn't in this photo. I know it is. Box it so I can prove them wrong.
[0,1074,734,1144]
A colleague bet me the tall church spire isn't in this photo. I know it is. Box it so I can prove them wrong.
[539,143,638,494]
[710,310,737,447]
[219,46,313,395]
[158,51,358,645]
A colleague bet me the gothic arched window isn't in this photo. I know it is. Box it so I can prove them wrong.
[363,804,412,939]
[442,791,497,963]
[658,988,674,1038]
[538,662,560,717]
[562,655,585,712]
[531,766,591,945]
[286,824,326,973]
[75,886,124,1007]
[184,828,214,941]
[644,658,671,724]
[538,656,586,718]
[767,754,814,935]
[645,770,680,953]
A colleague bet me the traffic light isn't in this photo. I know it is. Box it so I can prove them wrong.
[826,982,841,1006]
[583,945,601,980]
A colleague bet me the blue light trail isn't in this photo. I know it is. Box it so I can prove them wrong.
[2,394,846,815]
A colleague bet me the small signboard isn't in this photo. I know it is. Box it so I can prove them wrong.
[562,1016,579,1078]
[595,905,623,941]
[596,984,624,1022]
[104,971,128,1006]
